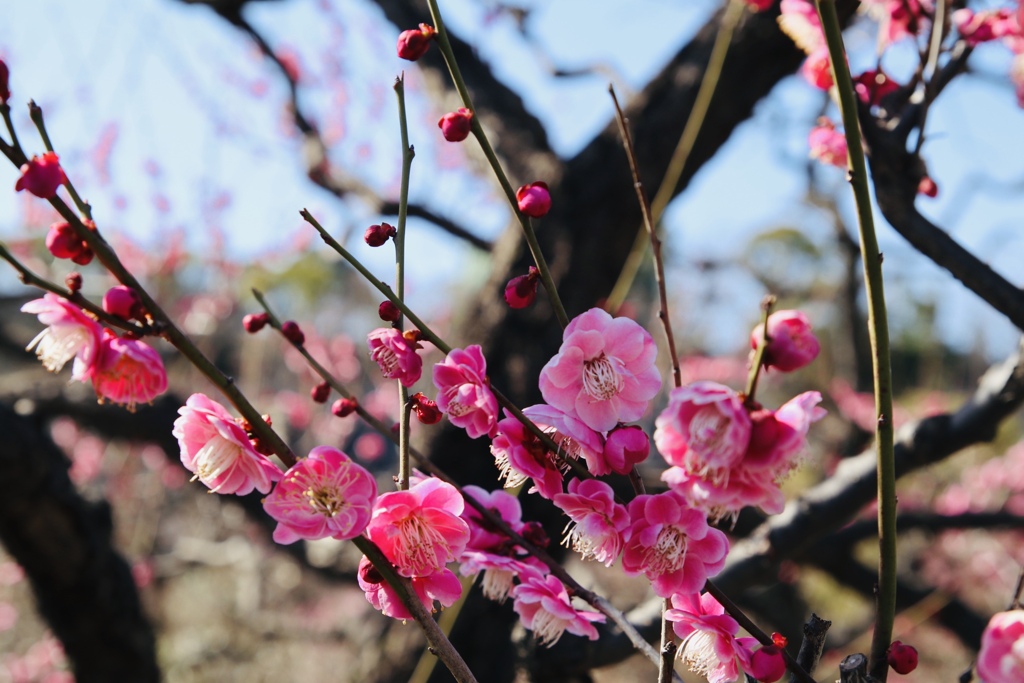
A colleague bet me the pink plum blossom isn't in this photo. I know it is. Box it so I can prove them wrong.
[491,404,603,499]
[21,293,103,380]
[91,332,168,410]
[778,0,824,54]
[809,119,848,168]
[432,345,499,438]
[552,478,629,566]
[977,609,1024,683]
[366,477,470,577]
[368,327,422,387]
[801,48,832,90]
[666,592,757,683]
[751,309,820,372]
[458,551,541,604]
[15,152,67,198]
[953,8,1019,46]
[602,424,650,475]
[461,485,525,551]
[173,393,283,495]
[511,570,605,646]
[358,557,462,619]
[621,490,729,597]
[539,307,661,432]
[263,446,375,543]
[654,381,752,485]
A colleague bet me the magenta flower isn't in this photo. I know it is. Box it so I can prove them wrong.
[367,327,422,387]
[751,309,820,372]
[45,221,90,262]
[621,490,729,598]
[366,477,470,577]
[461,485,524,552]
[800,47,832,91]
[263,445,376,543]
[91,332,168,411]
[15,152,67,199]
[539,308,661,433]
[458,551,541,604]
[21,293,102,380]
[511,571,604,647]
[654,381,751,485]
[490,404,603,499]
[602,424,650,475]
[666,592,759,683]
[977,609,1024,683]
[173,393,284,496]
[432,345,499,439]
[809,119,848,168]
[778,0,824,54]
[358,556,461,620]
[552,478,629,566]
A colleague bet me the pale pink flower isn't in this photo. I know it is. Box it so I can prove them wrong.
[750,309,820,372]
[91,332,168,410]
[366,477,470,577]
[458,551,540,603]
[358,556,462,619]
[666,592,756,683]
[809,119,848,168]
[367,327,422,387]
[511,570,604,646]
[552,478,629,566]
[977,609,1024,683]
[172,393,283,495]
[602,424,650,475]
[654,381,752,485]
[490,404,603,499]
[539,307,661,432]
[263,446,375,543]
[621,490,729,597]
[433,345,499,438]
[778,0,824,54]
[21,293,103,380]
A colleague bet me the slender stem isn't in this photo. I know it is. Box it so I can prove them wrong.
[814,2,896,680]
[1,104,25,162]
[0,242,146,333]
[352,537,479,683]
[658,598,676,683]
[393,74,415,491]
[423,0,568,328]
[914,0,947,155]
[744,295,776,405]
[28,101,92,220]
[609,87,681,390]
[605,0,744,314]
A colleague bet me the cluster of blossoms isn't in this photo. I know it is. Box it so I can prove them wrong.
[22,293,167,411]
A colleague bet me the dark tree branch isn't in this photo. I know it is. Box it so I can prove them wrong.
[0,403,159,683]
[791,614,831,683]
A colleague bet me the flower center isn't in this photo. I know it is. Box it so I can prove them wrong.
[394,514,450,574]
[582,354,622,401]
[447,400,472,417]
[306,485,345,517]
[194,436,240,488]
[644,526,688,577]
[29,325,90,373]
[531,608,571,646]
[373,346,399,376]
[679,629,722,678]
[481,567,514,604]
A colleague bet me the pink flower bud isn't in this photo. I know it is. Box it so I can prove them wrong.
[917,176,938,197]
[15,152,67,199]
[808,118,847,169]
[603,425,650,475]
[378,300,401,323]
[281,320,305,345]
[0,59,9,103]
[102,285,142,320]
[887,641,918,675]
[364,222,397,247]
[65,272,82,293]
[397,23,436,61]
[45,221,84,260]
[332,397,358,418]
[748,645,786,682]
[411,392,442,424]
[515,182,551,218]
[751,309,820,372]
[438,108,473,142]
[311,381,330,404]
[243,312,270,333]
[504,266,540,309]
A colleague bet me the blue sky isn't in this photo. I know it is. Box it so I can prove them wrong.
[2,0,1023,357]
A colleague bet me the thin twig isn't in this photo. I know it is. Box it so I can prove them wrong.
[394,74,414,492]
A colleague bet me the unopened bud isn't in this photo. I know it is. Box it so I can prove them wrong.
[504,266,540,309]
[515,182,551,218]
[364,222,397,247]
[917,176,938,198]
[70,245,94,266]
[103,285,143,320]
[64,272,82,293]
[331,397,358,418]
[396,23,435,61]
[281,320,305,345]
[243,312,270,333]
[311,381,331,404]
[887,641,918,675]
[410,392,442,424]
[438,108,473,142]
[378,300,401,323]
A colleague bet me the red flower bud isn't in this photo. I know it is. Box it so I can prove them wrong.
[0,59,9,103]
[378,300,401,323]
[515,181,551,218]
[311,381,331,404]
[332,397,358,418]
[281,320,305,345]
[438,108,473,142]
[396,23,436,61]
[243,312,270,333]
[410,392,442,424]
[70,245,94,266]
[64,272,82,293]
[887,641,918,675]
[364,222,396,247]
[45,221,85,260]
[102,285,143,320]
[15,152,67,199]
[917,176,938,197]
[503,266,540,309]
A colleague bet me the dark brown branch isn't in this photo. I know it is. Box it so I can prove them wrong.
[791,614,831,683]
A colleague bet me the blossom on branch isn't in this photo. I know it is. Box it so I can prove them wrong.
[21,293,103,380]
[432,345,499,438]
[750,309,820,373]
[90,331,168,411]
[358,557,462,620]
[368,327,423,387]
[15,152,66,198]
[552,478,629,566]
[510,570,604,647]
[977,609,1024,683]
